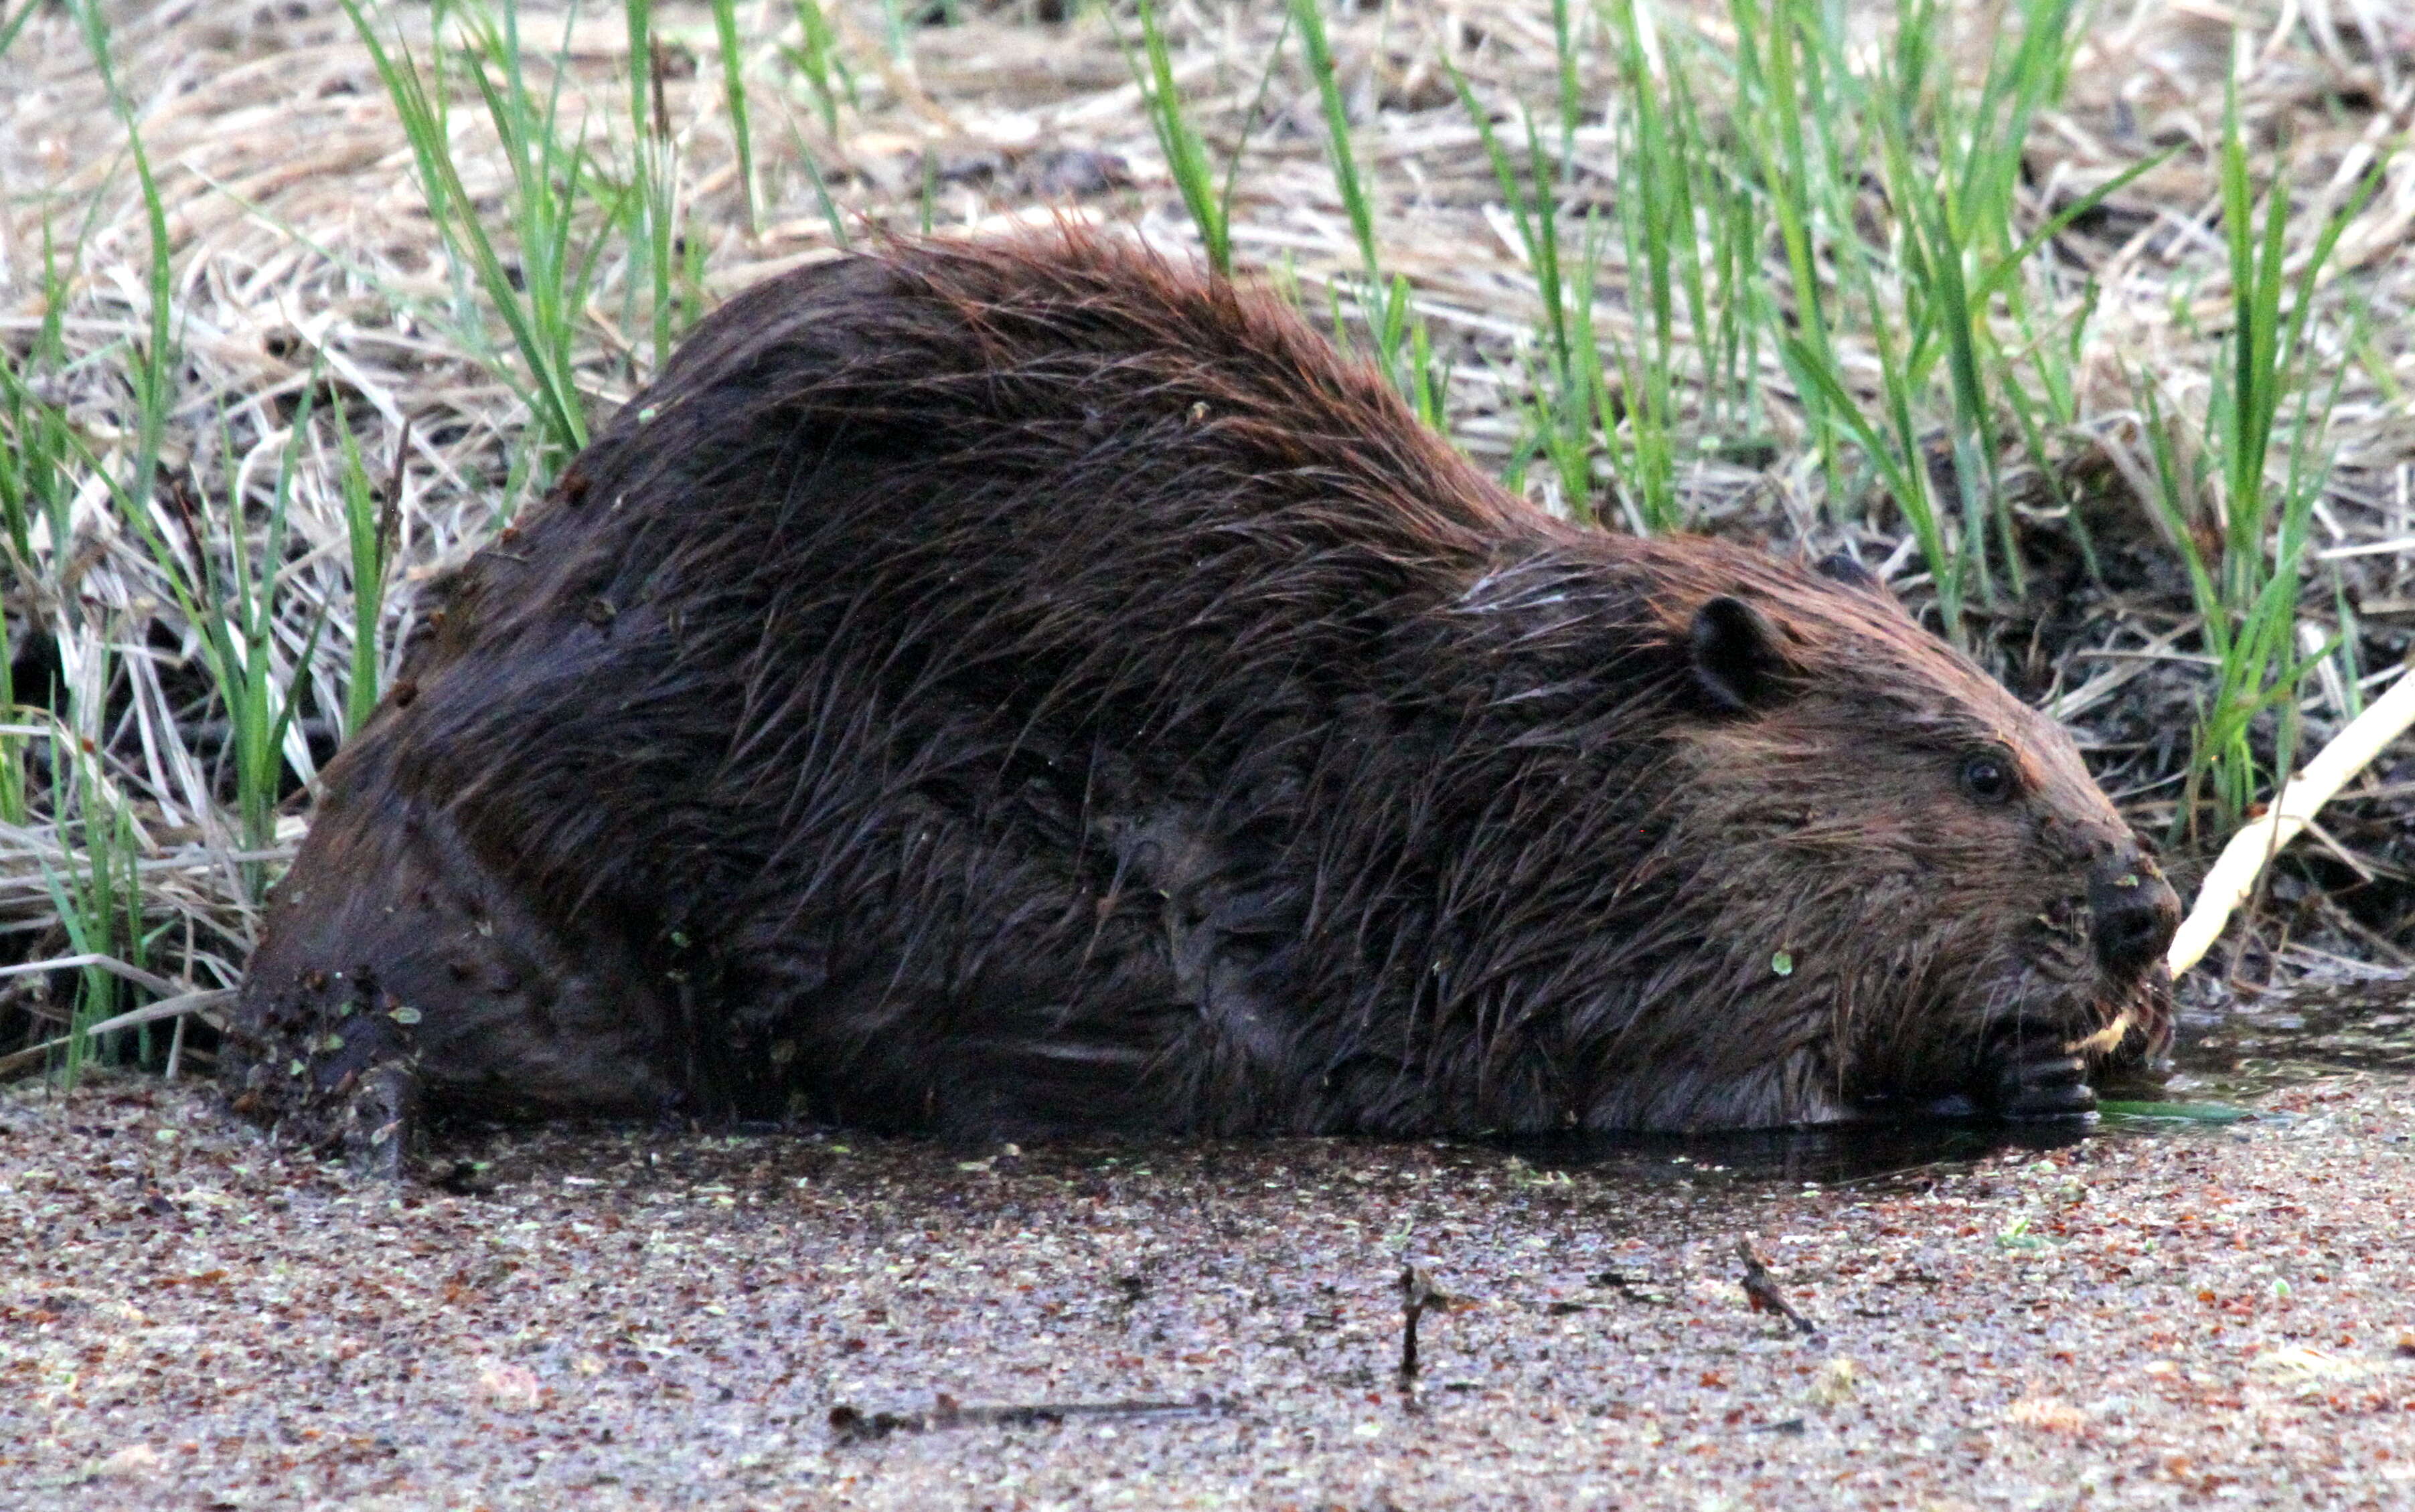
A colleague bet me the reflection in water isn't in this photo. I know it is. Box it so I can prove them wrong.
[430,973,2414,1197]
[2170,968,2415,1100]
[1515,970,2415,1189]
[1508,1115,2096,1189]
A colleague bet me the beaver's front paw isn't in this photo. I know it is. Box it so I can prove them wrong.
[1983,1037,2097,1120]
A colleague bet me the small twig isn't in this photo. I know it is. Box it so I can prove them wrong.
[1591,1267,1674,1305]
[1399,1263,1464,1382]
[1736,1240,1818,1337]
[78,986,234,1037]
[380,414,411,552]
[829,1392,1223,1444]
[0,987,234,1081]
[0,952,185,997]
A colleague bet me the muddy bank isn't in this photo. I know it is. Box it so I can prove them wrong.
[5,1073,2414,1511]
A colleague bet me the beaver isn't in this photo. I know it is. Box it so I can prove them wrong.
[224,230,2180,1171]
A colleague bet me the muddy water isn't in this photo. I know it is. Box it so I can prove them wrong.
[10,984,2415,1509]
[2167,969,2415,1100]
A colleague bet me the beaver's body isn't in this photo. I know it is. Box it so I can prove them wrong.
[226,234,2179,1168]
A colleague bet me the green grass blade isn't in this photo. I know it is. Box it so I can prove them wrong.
[710,0,758,234]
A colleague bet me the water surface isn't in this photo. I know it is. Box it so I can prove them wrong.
[1515,968,2415,1189]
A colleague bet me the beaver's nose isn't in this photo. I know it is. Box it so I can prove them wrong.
[2090,853,2181,978]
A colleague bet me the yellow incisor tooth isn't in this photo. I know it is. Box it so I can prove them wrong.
[2066,1008,2131,1059]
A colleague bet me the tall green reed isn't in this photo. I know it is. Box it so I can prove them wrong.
[1131,0,1228,274]
[337,416,397,738]
[2148,76,2378,831]
[1125,0,1296,282]
[44,740,149,1086]
[1727,0,2161,637]
[0,235,86,829]
[710,0,759,234]
[623,0,693,367]
[341,0,595,461]
[786,0,861,133]
[1288,0,1447,426]
[1460,1,1754,527]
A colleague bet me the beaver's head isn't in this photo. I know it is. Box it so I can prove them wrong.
[1628,547,2179,1126]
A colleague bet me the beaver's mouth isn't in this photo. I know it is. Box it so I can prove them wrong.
[1970,985,2183,1110]
[1869,958,2175,1124]
[1950,954,2175,1120]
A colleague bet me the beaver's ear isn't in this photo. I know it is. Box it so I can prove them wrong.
[1814,551,1914,618]
[1687,596,1794,714]
[1814,551,1879,591]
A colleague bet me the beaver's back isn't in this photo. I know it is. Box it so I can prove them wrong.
[236,233,1597,1147]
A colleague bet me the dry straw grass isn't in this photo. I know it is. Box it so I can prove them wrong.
[1,0,2412,1077]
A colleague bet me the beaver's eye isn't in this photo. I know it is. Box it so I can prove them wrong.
[1959,748,2018,805]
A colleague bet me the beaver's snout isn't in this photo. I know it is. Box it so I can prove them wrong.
[2089,851,2181,979]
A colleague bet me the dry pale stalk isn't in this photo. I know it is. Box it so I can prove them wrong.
[2168,666,2415,976]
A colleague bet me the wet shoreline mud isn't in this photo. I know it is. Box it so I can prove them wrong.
[7,1052,2415,1510]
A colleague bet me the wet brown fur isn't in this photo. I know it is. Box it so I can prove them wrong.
[224,230,2177,1166]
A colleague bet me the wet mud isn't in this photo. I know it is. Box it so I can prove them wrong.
[7,994,2415,1510]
